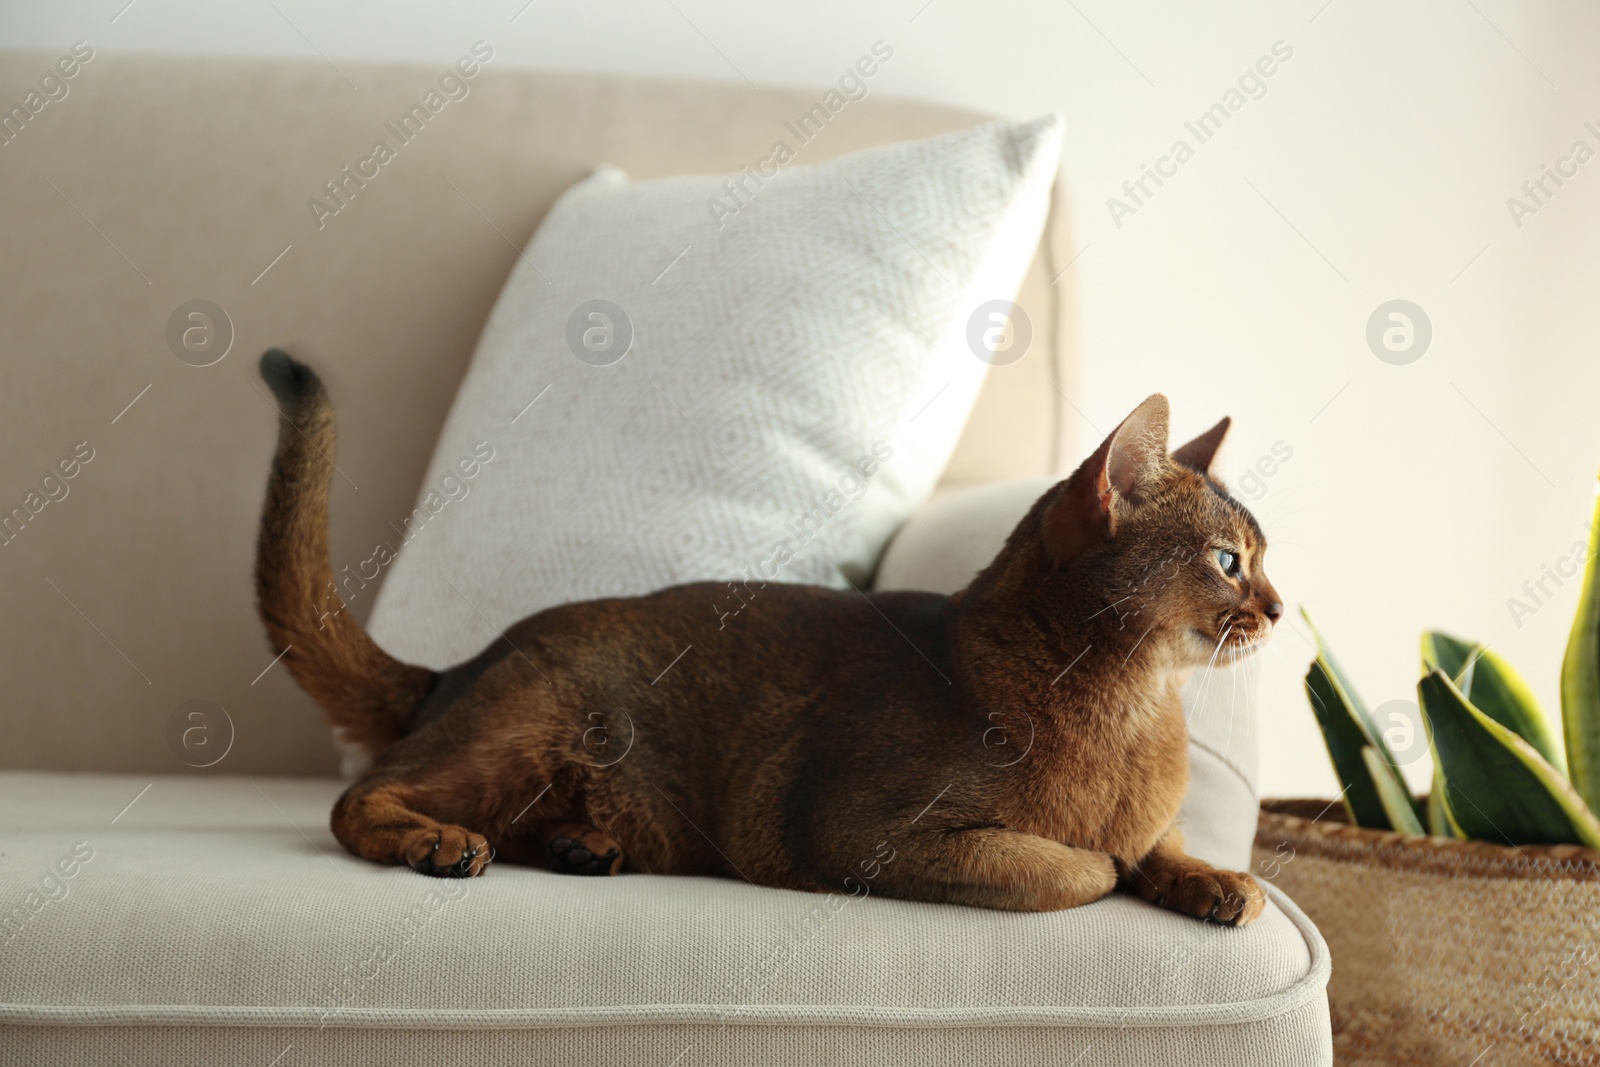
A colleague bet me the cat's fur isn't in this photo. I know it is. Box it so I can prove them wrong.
[255,349,1281,922]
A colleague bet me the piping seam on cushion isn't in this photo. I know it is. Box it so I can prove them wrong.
[0,886,1329,1033]
[1188,736,1258,801]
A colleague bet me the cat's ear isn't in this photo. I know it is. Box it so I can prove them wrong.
[1172,416,1231,474]
[1043,394,1170,563]
[1104,394,1170,497]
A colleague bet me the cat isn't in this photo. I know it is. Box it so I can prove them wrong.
[255,349,1281,923]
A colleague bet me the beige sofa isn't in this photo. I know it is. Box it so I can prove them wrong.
[0,53,1331,1064]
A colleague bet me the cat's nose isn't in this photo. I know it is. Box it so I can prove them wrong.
[1263,601,1284,624]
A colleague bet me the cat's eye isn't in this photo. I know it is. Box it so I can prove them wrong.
[1215,548,1241,578]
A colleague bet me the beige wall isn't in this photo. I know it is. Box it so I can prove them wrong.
[7,2,1598,797]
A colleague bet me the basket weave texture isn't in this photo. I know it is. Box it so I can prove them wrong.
[1254,799,1600,1066]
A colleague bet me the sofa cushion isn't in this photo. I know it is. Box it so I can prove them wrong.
[875,478,1264,871]
[0,772,1331,1066]
[368,116,1063,671]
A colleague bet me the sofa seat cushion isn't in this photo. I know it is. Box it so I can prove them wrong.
[0,772,1331,1066]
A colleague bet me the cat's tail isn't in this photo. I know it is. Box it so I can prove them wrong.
[254,349,437,755]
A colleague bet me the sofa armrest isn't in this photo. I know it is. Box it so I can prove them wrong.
[873,478,1261,870]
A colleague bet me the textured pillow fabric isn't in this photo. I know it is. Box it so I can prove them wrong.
[369,116,1065,668]
[875,479,1263,870]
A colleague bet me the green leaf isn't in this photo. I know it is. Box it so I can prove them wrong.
[1426,763,1460,838]
[1412,663,1462,839]
[1304,659,1385,827]
[1563,493,1600,812]
[1436,784,1468,838]
[1423,630,1563,771]
[1362,747,1425,834]
[1419,670,1600,847]
[1420,689,1467,839]
[1304,612,1406,774]
[1301,609,1416,829]
[1421,631,1476,684]
[1464,646,1566,774]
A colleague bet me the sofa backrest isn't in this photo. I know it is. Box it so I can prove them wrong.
[0,51,1075,775]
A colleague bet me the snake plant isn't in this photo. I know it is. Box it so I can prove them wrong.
[1302,477,1600,846]
[1564,489,1600,813]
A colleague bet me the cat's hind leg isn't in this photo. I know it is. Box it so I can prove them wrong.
[545,822,625,876]
[331,779,492,878]
[868,826,1116,912]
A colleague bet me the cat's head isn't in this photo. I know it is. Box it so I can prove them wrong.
[1042,394,1280,666]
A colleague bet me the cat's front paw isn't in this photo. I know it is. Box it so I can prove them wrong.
[1166,868,1265,926]
[403,825,492,878]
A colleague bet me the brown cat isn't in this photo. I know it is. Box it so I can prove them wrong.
[255,349,1280,923]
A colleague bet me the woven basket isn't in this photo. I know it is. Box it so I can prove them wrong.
[1254,799,1600,1066]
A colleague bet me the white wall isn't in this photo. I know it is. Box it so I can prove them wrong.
[9,0,1600,798]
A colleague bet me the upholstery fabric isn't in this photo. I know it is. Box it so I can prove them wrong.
[368,117,1063,668]
[0,773,1333,1066]
[0,52,1074,776]
[874,478,1263,870]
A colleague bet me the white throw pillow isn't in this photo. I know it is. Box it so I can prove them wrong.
[368,115,1065,669]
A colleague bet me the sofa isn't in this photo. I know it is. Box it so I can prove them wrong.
[0,52,1331,1065]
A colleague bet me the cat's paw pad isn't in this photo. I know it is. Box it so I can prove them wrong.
[404,825,492,879]
[547,826,623,876]
[1168,869,1265,926]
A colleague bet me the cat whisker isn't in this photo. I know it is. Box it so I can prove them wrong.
[1262,639,1300,676]
[1214,628,1270,748]
[1239,651,1259,740]
[1187,625,1232,727]
[1224,647,1240,758]
[1210,624,1233,663]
